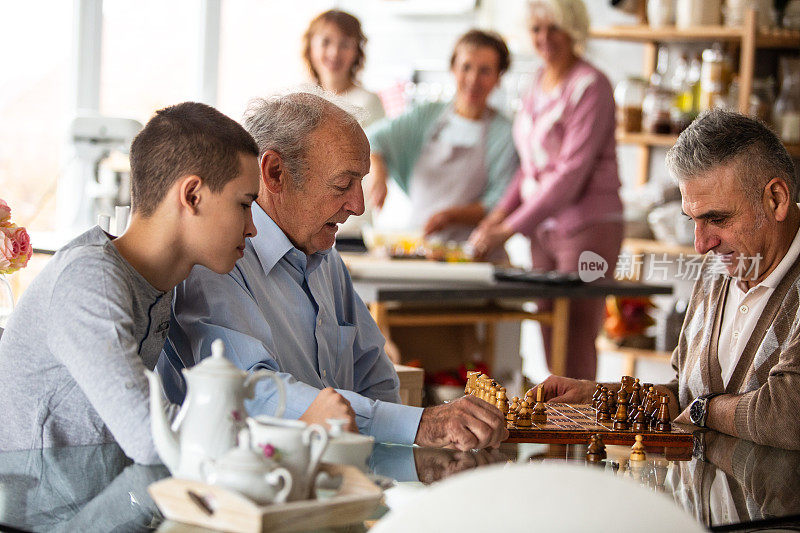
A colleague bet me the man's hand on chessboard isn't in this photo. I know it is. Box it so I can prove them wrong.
[414,395,509,451]
[538,375,597,403]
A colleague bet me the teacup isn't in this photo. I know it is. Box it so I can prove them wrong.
[321,418,375,472]
[246,416,328,501]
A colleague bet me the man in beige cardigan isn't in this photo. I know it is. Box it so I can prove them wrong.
[540,109,800,449]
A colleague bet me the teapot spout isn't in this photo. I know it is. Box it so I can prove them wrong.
[144,369,181,475]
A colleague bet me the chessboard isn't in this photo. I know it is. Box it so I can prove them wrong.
[504,402,693,448]
[465,371,695,449]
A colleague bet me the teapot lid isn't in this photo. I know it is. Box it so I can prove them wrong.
[190,339,246,378]
[216,429,277,472]
[326,418,374,445]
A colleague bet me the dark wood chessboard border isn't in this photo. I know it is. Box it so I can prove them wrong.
[504,403,695,448]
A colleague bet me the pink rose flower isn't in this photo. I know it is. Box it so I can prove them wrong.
[0,231,12,272]
[0,200,11,226]
[0,224,32,274]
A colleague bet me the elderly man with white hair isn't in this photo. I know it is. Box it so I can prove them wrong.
[160,92,508,451]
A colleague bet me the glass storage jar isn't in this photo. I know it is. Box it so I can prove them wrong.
[614,77,647,133]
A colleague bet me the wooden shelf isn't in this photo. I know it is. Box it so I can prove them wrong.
[623,238,696,257]
[617,132,800,158]
[617,131,678,147]
[590,25,800,48]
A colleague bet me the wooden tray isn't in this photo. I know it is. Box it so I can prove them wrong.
[148,463,382,533]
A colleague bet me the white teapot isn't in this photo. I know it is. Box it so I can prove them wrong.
[201,429,293,505]
[246,416,328,501]
[145,339,286,480]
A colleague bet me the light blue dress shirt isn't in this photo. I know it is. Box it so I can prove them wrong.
[160,204,423,445]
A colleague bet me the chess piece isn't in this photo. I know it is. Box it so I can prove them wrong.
[465,371,479,395]
[496,388,508,418]
[632,406,648,432]
[597,392,611,423]
[630,434,646,461]
[613,394,629,430]
[629,379,642,408]
[608,390,617,413]
[655,395,671,432]
[591,384,603,408]
[507,409,517,428]
[516,400,532,427]
[531,386,547,424]
[586,434,606,462]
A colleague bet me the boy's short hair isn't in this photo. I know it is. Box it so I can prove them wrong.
[129,102,259,217]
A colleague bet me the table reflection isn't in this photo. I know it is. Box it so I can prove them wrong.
[0,434,798,532]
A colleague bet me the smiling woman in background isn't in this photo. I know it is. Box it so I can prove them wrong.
[367,29,518,245]
[469,0,623,380]
[303,9,385,127]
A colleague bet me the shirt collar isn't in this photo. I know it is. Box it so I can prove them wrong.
[249,203,331,276]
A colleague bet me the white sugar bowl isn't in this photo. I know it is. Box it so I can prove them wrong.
[321,419,375,472]
[200,429,292,505]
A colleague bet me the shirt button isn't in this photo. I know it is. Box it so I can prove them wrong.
[322,370,327,378]
[733,331,739,338]
[739,305,749,313]
[125,382,135,389]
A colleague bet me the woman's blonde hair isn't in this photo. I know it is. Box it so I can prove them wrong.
[527,0,590,54]
[302,10,367,86]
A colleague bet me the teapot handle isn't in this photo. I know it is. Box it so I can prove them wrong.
[302,424,329,479]
[246,370,286,418]
[266,467,293,504]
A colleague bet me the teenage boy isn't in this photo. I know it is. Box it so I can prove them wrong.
[0,102,353,464]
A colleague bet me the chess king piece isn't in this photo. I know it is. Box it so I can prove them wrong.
[630,435,646,461]
[531,386,547,424]
[613,394,629,430]
[655,395,671,432]
[586,434,606,462]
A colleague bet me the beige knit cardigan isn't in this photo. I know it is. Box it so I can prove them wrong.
[664,253,800,450]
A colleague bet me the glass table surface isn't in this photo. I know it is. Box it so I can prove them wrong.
[1,431,799,532]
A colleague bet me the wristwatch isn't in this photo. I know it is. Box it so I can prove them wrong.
[689,393,722,427]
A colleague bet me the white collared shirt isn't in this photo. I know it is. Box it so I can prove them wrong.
[718,221,800,387]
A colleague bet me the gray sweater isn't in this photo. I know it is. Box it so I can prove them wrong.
[0,226,173,463]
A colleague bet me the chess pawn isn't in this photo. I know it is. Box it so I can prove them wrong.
[655,395,671,432]
[632,406,648,432]
[597,393,611,423]
[613,394,629,430]
[608,390,617,412]
[516,401,532,427]
[531,386,547,424]
[496,389,509,418]
[507,409,517,428]
[630,434,646,461]
[586,434,606,462]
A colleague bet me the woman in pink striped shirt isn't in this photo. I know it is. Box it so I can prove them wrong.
[470,0,623,379]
